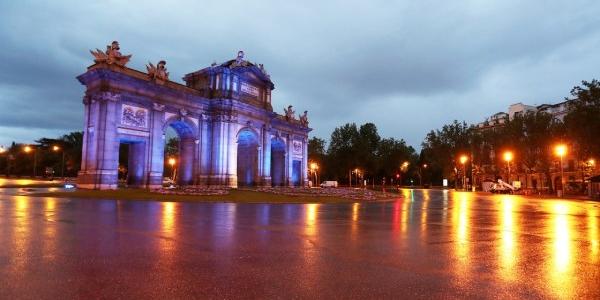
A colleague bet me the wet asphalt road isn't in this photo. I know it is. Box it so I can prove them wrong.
[0,188,599,299]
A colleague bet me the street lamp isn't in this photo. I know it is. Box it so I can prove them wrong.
[168,158,177,182]
[24,145,37,178]
[399,161,409,187]
[310,162,319,187]
[554,144,567,197]
[53,145,66,179]
[503,151,513,184]
[459,155,468,190]
[419,163,428,187]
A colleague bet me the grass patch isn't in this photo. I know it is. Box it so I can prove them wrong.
[32,188,378,204]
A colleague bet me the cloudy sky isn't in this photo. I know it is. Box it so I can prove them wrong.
[1,1,599,149]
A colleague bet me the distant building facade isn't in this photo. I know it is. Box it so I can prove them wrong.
[78,42,311,189]
[473,99,595,193]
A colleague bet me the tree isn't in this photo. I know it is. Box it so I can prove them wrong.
[308,137,326,164]
[421,120,472,185]
[326,123,360,182]
[564,79,600,159]
[377,138,417,184]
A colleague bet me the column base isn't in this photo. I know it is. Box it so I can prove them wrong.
[77,170,118,190]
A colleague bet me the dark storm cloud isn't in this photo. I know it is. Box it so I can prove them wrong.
[1,0,600,147]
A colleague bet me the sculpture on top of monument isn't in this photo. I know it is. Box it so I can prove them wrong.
[90,41,131,66]
[230,50,250,68]
[284,105,296,121]
[299,110,309,127]
[146,60,169,83]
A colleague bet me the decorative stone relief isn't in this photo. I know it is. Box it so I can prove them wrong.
[153,103,165,111]
[121,104,148,128]
[293,140,303,155]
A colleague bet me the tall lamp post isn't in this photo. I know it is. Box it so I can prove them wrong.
[53,145,66,179]
[310,162,319,187]
[459,155,468,191]
[24,146,37,178]
[554,144,567,197]
[168,158,177,183]
[400,161,409,187]
[419,163,428,187]
[503,151,513,184]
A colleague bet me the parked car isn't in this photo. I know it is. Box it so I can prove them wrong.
[163,177,175,188]
[320,181,338,188]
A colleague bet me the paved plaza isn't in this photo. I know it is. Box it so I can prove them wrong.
[0,189,598,299]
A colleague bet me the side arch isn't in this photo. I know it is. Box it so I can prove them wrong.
[270,137,286,187]
[237,127,260,187]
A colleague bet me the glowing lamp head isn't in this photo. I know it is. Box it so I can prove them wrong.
[168,158,176,166]
[24,146,32,153]
[459,155,468,164]
[310,162,318,171]
[0,146,5,154]
[53,145,60,152]
[503,151,513,162]
[588,159,595,166]
[555,144,567,157]
[423,163,428,168]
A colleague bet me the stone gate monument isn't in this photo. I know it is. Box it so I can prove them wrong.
[78,41,311,189]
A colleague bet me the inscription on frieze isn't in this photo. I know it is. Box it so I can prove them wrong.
[240,82,259,97]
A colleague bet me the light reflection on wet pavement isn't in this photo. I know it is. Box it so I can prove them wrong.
[0,189,598,298]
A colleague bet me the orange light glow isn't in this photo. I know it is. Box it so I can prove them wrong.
[459,155,468,164]
[24,146,32,153]
[555,144,567,157]
[168,158,176,166]
[503,151,513,162]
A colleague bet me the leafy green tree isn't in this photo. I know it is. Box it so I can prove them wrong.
[421,120,472,185]
[327,123,360,182]
[564,79,600,159]
[308,137,326,164]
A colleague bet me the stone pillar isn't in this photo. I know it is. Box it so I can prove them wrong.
[77,92,120,190]
[147,104,165,189]
[179,137,195,185]
[261,125,272,186]
[286,133,293,187]
[198,114,211,185]
[303,138,309,187]
[208,115,237,187]
[226,121,238,187]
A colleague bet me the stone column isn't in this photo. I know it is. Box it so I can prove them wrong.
[77,92,120,190]
[226,121,238,187]
[287,133,293,187]
[147,103,165,189]
[303,137,309,187]
[261,125,272,186]
[198,114,211,185]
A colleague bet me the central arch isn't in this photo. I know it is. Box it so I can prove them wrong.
[163,118,197,186]
[237,128,259,187]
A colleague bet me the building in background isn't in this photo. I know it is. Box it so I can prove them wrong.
[473,99,594,193]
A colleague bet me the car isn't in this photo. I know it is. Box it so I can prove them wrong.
[162,177,175,188]
[320,181,338,188]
